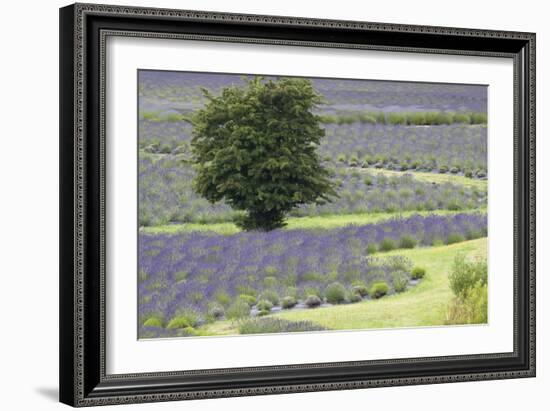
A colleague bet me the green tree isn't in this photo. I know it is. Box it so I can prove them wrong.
[189,77,337,231]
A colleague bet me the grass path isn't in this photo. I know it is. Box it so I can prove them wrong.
[348,167,487,191]
[199,238,487,335]
[141,209,486,235]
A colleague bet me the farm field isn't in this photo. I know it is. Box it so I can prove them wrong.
[137,70,488,339]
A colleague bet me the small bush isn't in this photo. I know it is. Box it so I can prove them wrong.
[411,266,426,280]
[352,283,369,297]
[366,243,378,255]
[324,282,347,304]
[446,233,465,245]
[143,317,163,328]
[258,290,280,306]
[393,273,408,293]
[256,299,274,312]
[449,255,488,299]
[207,303,225,321]
[379,238,396,252]
[263,276,278,288]
[166,311,199,329]
[226,299,251,320]
[305,295,322,308]
[349,292,362,303]
[239,318,327,334]
[399,234,417,249]
[214,290,232,307]
[238,294,257,307]
[369,281,390,299]
[445,283,488,325]
[439,165,449,174]
[281,296,297,309]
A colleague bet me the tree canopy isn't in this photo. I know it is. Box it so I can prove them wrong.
[189,76,337,231]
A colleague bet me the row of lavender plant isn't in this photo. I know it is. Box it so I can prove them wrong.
[138,212,486,337]
[139,155,486,226]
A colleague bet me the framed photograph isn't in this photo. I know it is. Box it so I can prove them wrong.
[59,3,536,407]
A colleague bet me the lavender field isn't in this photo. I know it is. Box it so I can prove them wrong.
[137,70,489,338]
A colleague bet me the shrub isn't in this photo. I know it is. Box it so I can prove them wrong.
[449,255,488,299]
[256,299,274,312]
[439,165,449,173]
[369,281,390,299]
[411,266,426,280]
[214,290,232,307]
[445,283,488,325]
[399,234,417,249]
[379,238,396,252]
[393,272,408,293]
[364,176,373,186]
[305,295,322,308]
[281,296,297,309]
[258,290,280,306]
[324,282,347,304]
[166,310,199,329]
[349,292,362,303]
[446,233,465,244]
[352,283,369,297]
[143,317,163,328]
[226,299,251,320]
[263,275,279,288]
[238,318,327,334]
[238,294,257,307]
[366,243,378,255]
[207,304,225,321]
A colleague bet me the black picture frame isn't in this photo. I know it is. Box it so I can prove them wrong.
[59,3,536,407]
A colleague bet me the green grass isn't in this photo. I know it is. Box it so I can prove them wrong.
[350,167,487,191]
[141,209,486,235]
[197,238,487,335]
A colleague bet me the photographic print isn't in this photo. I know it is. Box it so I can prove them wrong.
[137,70,488,339]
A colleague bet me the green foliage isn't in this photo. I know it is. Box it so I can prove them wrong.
[349,292,363,303]
[305,295,322,308]
[206,303,225,322]
[446,232,465,245]
[238,318,327,334]
[226,299,251,320]
[214,290,232,307]
[445,283,488,325]
[281,296,298,309]
[369,281,390,299]
[379,238,397,252]
[399,234,417,249]
[319,110,486,125]
[392,271,409,293]
[258,290,280,306]
[411,266,426,280]
[366,243,378,255]
[256,299,274,314]
[448,254,488,299]
[190,76,337,231]
[166,310,199,329]
[142,317,163,328]
[238,294,257,307]
[352,283,369,297]
[324,282,347,304]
